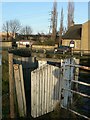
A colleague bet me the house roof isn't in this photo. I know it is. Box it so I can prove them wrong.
[62,24,82,40]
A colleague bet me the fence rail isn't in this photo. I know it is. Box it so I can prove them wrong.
[67,64,90,70]
[62,63,90,119]
[64,79,90,87]
[61,106,90,120]
[63,88,90,99]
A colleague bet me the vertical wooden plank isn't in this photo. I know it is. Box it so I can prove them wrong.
[51,66,55,110]
[9,53,15,118]
[44,65,47,114]
[57,67,59,101]
[36,69,39,117]
[36,70,39,117]
[31,71,36,117]
[48,65,50,111]
[53,68,57,107]
[13,64,24,117]
[0,64,2,120]
[41,66,43,115]
[46,65,49,113]
[39,68,42,116]
[48,65,50,112]
[31,72,35,117]
[41,67,44,115]
[33,71,37,117]
[56,68,59,101]
[58,68,62,102]
[46,65,48,113]
[35,71,37,118]
[19,65,26,116]
[31,72,34,116]
[43,66,46,114]
[49,65,52,111]
[35,70,38,117]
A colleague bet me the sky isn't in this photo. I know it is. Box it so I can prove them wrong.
[1,1,89,34]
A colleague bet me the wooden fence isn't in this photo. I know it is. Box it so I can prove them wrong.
[11,57,76,118]
[9,52,90,119]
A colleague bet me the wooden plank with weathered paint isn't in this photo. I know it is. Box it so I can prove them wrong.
[33,71,37,118]
[19,65,26,116]
[51,66,54,110]
[36,71,40,117]
[44,65,47,114]
[48,65,51,112]
[13,64,25,117]
[9,53,15,118]
[31,72,33,116]
[31,64,62,118]
[41,67,45,115]
[39,68,42,116]
[46,65,49,113]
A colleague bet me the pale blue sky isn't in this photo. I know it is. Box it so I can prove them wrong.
[1,1,89,34]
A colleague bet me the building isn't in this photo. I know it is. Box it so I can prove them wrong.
[0,32,15,41]
[62,20,90,54]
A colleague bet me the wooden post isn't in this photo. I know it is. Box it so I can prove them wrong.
[9,53,15,118]
[0,65,2,120]
[13,64,26,117]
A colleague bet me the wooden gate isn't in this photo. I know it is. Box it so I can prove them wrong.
[31,64,61,117]
[31,58,76,118]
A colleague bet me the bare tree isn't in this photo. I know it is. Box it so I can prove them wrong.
[49,0,57,41]
[9,19,21,38]
[59,8,64,46]
[67,0,74,29]
[2,21,9,41]
[20,25,32,40]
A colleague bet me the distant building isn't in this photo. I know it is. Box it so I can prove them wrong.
[0,32,15,41]
[62,20,90,54]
